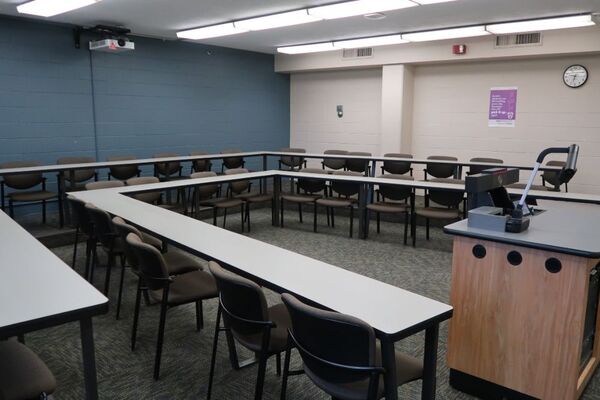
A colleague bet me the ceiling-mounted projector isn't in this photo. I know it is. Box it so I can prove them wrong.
[89,38,135,53]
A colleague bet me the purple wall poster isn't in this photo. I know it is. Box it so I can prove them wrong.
[488,87,518,128]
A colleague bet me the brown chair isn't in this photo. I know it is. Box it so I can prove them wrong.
[190,151,213,173]
[190,171,221,217]
[0,339,56,400]
[221,149,245,172]
[542,160,568,191]
[346,152,372,175]
[381,153,413,176]
[228,168,273,232]
[212,169,246,231]
[207,261,291,400]
[467,157,504,176]
[280,293,422,400]
[57,156,97,191]
[0,161,62,225]
[414,179,465,246]
[321,150,348,171]
[126,233,217,380]
[314,171,362,238]
[423,156,458,180]
[367,175,412,244]
[107,155,140,181]
[153,152,186,181]
[280,168,326,228]
[68,196,95,272]
[85,180,124,190]
[126,177,181,211]
[279,148,306,170]
[113,217,201,319]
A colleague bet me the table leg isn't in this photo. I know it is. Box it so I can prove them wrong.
[58,171,68,227]
[380,334,398,400]
[272,175,281,226]
[422,324,440,400]
[80,317,99,400]
[262,155,268,194]
[411,191,416,247]
[358,183,368,239]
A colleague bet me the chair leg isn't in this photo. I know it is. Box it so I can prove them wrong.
[72,227,80,268]
[331,208,335,228]
[104,249,115,295]
[349,207,353,238]
[58,194,64,228]
[276,352,282,376]
[280,198,284,228]
[222,208,227,228]
[313,203,318,233]
[207,307,222,400]
[244,203,249,232]
[196,301,204,331]
[280,346,292,400]
[8,199,14,218]
[84,239,92,280]
[42,200,47,224]
[254,352,268,400]
[326,207,330,226]
[154,288,170,380]
[116,256,126,320]
[90,243,98,284]
[131,278,142,351]
[298,203,303,223]
[377,212,380,234]
[404,212,409,245]
[426,218,430,240]
[213,207,218,226]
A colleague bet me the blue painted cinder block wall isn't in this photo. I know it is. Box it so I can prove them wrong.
[0,17,290,217]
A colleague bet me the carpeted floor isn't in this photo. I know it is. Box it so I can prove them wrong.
[22,208,600,399]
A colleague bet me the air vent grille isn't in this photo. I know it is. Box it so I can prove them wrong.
[495,32,542,48]
[342,47,374,59]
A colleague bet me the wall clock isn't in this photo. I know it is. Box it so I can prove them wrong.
[563,65,588,88]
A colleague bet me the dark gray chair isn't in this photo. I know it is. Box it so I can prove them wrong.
[211,169,246,231]
[126,233,217,380]
[153,152,187,181]
[280,293,422,400]
[190,151,213,173]
[321,150,348,171]
[542,160,568,191]
[314,171,361,238]
[279,148,307,170]
[424,155,458,180]
[190,171,221,217]
[467,157,504,176]
[381,153,413,176]
[68,196,95,272]
[57,156,98,191]
[207,261,291,400]
[280,168,327,228]
[221,149,245,172]
[346,152,372,175]
[228,168,273,232]
[107,155,140,181]
[367,175,412,244]
[0,339,56,400]
[0,161,62,225]
[126,176,184,212]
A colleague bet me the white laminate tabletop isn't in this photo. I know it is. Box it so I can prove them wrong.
[71,185,452,336]
[0,211,108,331]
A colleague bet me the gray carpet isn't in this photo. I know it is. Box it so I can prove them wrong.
[22,208,600,399]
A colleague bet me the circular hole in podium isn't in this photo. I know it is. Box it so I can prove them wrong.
[507,251,522,266]
[545,257,562,273]
[472,244,486,259]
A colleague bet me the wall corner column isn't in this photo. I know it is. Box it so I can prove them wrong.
[380,64,414,155]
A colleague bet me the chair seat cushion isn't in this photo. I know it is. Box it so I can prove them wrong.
[316,198,355,208]
[8,190,57,202]
[198,197,227,206]
[281,194,321,203]
[213,198,244,208]
[0,340,56,400]
[416,207,460,219]
[163,249,203,275]
[234,303,292,354]
[305,341,423,400]
[149,270,217,306]
[238,193,273,203]
[159,175,190,181]
[141,232,164,250]
[367,202,408,213]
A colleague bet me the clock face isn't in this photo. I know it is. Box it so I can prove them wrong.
[563,65,588,88]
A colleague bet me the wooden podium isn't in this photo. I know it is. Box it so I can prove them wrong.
[444,203,600,400]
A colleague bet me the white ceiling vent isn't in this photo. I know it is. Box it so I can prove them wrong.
[494,32,542,48]
[342,47,374,59]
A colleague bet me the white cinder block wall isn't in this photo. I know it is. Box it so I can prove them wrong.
[290,68,382,167]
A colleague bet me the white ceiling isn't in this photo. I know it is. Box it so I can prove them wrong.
[0,0,599,53]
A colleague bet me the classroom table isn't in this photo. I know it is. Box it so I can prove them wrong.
[0,210,109,400]
[70,175,453,400]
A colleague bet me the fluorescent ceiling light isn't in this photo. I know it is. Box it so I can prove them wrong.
[278,42,336,54]
[486,15,595,34]
[17,0,100,17]
[309,0,417,20]
[334,34,408,48]
[412,0,457,4]
[235,10,321,31]
[177,23,248,40]
[402,25,489,41]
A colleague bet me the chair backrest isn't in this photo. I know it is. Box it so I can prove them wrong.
[345,152,372,173]
[126,233,170,290]
[281,293,380,388]
[323,150,348,170]
[225,168,249,195]
[107,155,139,180]
[190,151,212,172]
[153,153,181,176]
[68,196,93,235]
[85,180,124,190]
[383,153,413,175]
[331,171,361,197]
[191,171,219,199]
[428,180,464,208]
[0,161,43,189]
[57,157,96,183]
[112,216,141,270]
[85,204,115,247]
[126,176,161,204]
[468,157,504,175]
[298,168,327,194]
[208,261,271,339]
[542,160,567,187]
[425,155,458,179]
[221,149,244,170]
[377,174,413,201]
[280,148,306,168]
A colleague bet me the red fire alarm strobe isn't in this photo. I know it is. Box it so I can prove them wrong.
[452,44,467,55]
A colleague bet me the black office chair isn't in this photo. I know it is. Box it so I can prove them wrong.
[280,293,423,400]
[207,261,291,400]
[321,150,348,171]
[424,156,458,180]
[280,168,327,228]
[279,148,307,170]
[221,149,246,172]
[381,153,413,176]
[314,171,361,238]
[367,175,412,244]
[467,157,504,176]
[126,233,217,380]
[345,152,372,175]
[414,181,465,246]
[107,155,141,181]
[190,151,213,173]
